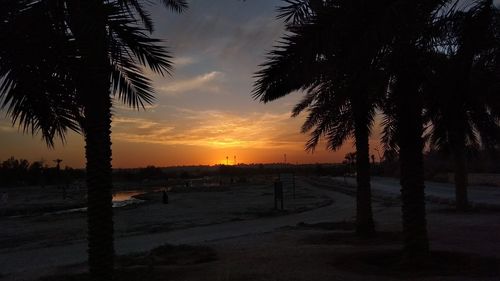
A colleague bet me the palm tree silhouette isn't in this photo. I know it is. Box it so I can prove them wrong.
[1,1,187,280]
[253,0,394,237]
[424,1,500,211]
[383,0,452,260]
[0,1,81,146]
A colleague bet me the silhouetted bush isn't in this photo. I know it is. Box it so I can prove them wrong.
[0,157,84,187]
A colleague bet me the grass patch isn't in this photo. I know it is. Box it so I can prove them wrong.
[117,244,217,267]
[432,206,500,214]
[296,220,355,231]
[300,231,402,245]
[39,244,217,281]
[39,267,195,281]
[0,203,86,217]
[233,208,290,218]
[333,250,500,278]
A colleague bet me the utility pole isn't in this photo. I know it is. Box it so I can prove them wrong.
[53,159,63,170]
[226,156,228,166]
[53,159,64,199]
[374,148,382,163]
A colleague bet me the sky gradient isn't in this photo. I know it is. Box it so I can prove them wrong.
[0,0,383,168]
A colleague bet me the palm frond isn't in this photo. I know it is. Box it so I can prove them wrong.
[107,4,173,76]
[160,0,188,13]
[0,0,81,146]
[277,0,313,25]
[252,21,332,102]
[291,89,319,117]
[111,60,155,109]
[380,102,399,160]
[117,0,154,32]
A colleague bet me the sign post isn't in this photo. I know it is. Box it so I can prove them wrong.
[274,180,283,210]
[279,173,295,199]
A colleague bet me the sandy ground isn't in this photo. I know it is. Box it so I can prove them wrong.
[0,179,329,253]
[1,177,500,281]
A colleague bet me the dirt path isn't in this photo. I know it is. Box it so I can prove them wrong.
[335,176,500,208]
[3,178,500,281]
[0,179,355,279]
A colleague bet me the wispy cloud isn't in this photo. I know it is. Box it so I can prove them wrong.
[0,124,16,132]
[172,56,197,68]
[111,108,305,149]
[113,117,164,129]
[158,71,225,95]
[219,16,284,63]
[113,104,159,112]
[0,119,18,133]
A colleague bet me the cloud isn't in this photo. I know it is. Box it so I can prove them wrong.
[158,71,225,95]
[0,119,20,133]
[113,117,163,129]
[0,124,16,132]
[219,16,284,62]
[113,104,159,112]
[111,107,306,150]
[172,56,197,68]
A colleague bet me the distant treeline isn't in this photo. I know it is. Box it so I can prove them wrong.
[0,157,84,187]
[377,149,500,180]
[3,150,498,187]
[112,163,350,183]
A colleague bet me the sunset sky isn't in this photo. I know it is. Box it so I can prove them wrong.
[0,0,383,168]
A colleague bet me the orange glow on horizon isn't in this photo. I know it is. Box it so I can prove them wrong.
[0,110,384,169]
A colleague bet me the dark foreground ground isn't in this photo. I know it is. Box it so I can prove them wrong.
[1,176,500,281]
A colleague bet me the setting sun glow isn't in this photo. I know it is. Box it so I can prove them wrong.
[0,0,383,169]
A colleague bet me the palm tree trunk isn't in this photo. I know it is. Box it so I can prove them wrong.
[452,54,471,212]
[452,139,469,211]
[68,1,114,280]
[84,93,114,281]
[353,101,375,237]
[394,48,429,260]
[398,103,429,259]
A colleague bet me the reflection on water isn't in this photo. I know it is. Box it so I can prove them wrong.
[47,191,145,216]
[113,191,143,201]
[112,191,144,208]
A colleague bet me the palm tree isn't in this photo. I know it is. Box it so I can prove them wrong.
[253,0,392,237]
[381,0,454,259]
[353,0,498,260]
[0,0,82,146]
[424,1,500,211]
[1,1,187,280]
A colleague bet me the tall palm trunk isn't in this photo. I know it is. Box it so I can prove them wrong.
[68,1,114,280]
[444,109,469,212]
[353,99,375,237]
[451,50,473,212]
[452,135,469,211]
[84,91,114,281]
[394,47,430,260]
